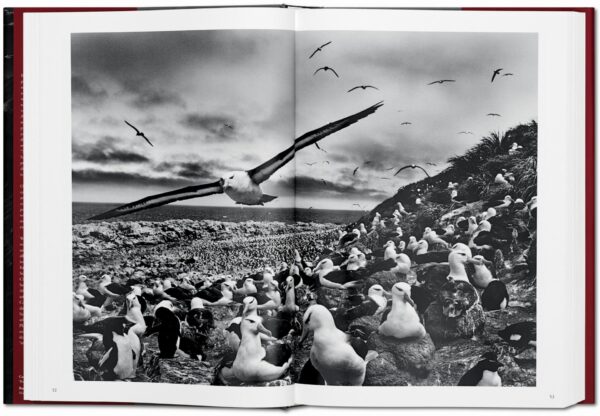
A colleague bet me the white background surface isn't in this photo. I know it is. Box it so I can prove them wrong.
[1,0,598,415]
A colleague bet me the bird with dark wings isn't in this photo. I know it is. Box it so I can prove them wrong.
[313,66,339,78]
[309,41,332,59]
[347,85,378,93]
[124,120,153,147]
[392,164,430,178]
[427,79,455,85]
[491,68,503,82]
[89,102,383,220]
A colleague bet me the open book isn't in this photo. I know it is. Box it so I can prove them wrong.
[4,4,595,408]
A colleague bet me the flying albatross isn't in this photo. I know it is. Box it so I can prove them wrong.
[89,102,383,220]
[392,164,430,178]
[124,120,153,147]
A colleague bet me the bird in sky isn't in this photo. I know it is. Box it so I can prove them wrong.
[487,113,501,117]
[426,162,437,166]
[400,122,412,126]
[322,160,330,164]
[315,142,327,153]
[491,68,503,82]
[89,102,383,220]
[305,162,318,166]
[427,79,455,85]
[321,179,328,186]
[458,131,474,135]
[352,203,363,209]
[378,177,391,180]
[353,167,360,176]
[502,73,514,77]
[309,41,332,59]
[347,85,379,93]
[392,164,430,178]
[224,124,234,129]
[124,120,153,147]
[314,66,339,78]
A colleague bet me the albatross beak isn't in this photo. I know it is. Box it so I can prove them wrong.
[404,293,416,308]
[257,322,273,338]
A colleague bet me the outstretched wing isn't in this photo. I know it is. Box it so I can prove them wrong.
[347,86,360,92]
[88,181,224,220]
[329,68,340,78]
[248,102,383,184]
[141,134,154,147]
[124,120,140,134]
[320,41,332,49]
[309,48,319,59]
[393,165,412,176]
[365,85,379,90]
[313,67,324,75]
[414,165,431,177]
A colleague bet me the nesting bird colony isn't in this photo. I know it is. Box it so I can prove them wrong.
[72,125,537,386]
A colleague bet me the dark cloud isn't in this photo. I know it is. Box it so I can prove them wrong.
[272,175,389,200]
[73,136,149,164]
[71,75,107,103]
[180,113,237,140]
[72,169,196,188]
[71,30,261,83]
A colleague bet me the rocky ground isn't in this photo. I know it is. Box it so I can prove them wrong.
[73,218,536,387]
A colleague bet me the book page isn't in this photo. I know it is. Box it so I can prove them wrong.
[23,7,303,407]
[292,7,585,408]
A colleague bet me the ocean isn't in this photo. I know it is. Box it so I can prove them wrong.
[72,202,366,225]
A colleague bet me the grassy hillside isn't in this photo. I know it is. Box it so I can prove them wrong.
[357,120,537,238]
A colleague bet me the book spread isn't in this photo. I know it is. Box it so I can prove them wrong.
[3,4,595,408]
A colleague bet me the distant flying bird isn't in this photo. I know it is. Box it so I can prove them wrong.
[224,124,234,129]
[378,177,391,180]
[426,162,437,166]
[486,113,501,117]
[124,120,153,147]
[314,66,339,78]
[491,68,503,82]
[323,160,330,164]
[309,41,332,59]
[427,79,455,85]
[308,206,313,210]
[458,131,474,135]
[352,203,363,209]
[321,179,328,185]
[393,164,430,178]
[315,143,327,152]
[400,122,412,126]
[347,85,379,93]
[88,102,383,220]
[305,162,318,166]
[502,73,514,77]
[353,167,359,176]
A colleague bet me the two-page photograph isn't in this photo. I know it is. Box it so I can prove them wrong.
[71,27,538,387]
[3,3,594,410]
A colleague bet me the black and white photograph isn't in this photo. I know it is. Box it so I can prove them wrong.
[71,28,538,387]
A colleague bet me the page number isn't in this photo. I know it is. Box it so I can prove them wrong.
[549,394,555,399]
[51,387,57,393]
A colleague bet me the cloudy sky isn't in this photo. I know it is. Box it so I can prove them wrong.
[72,29,537,210]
